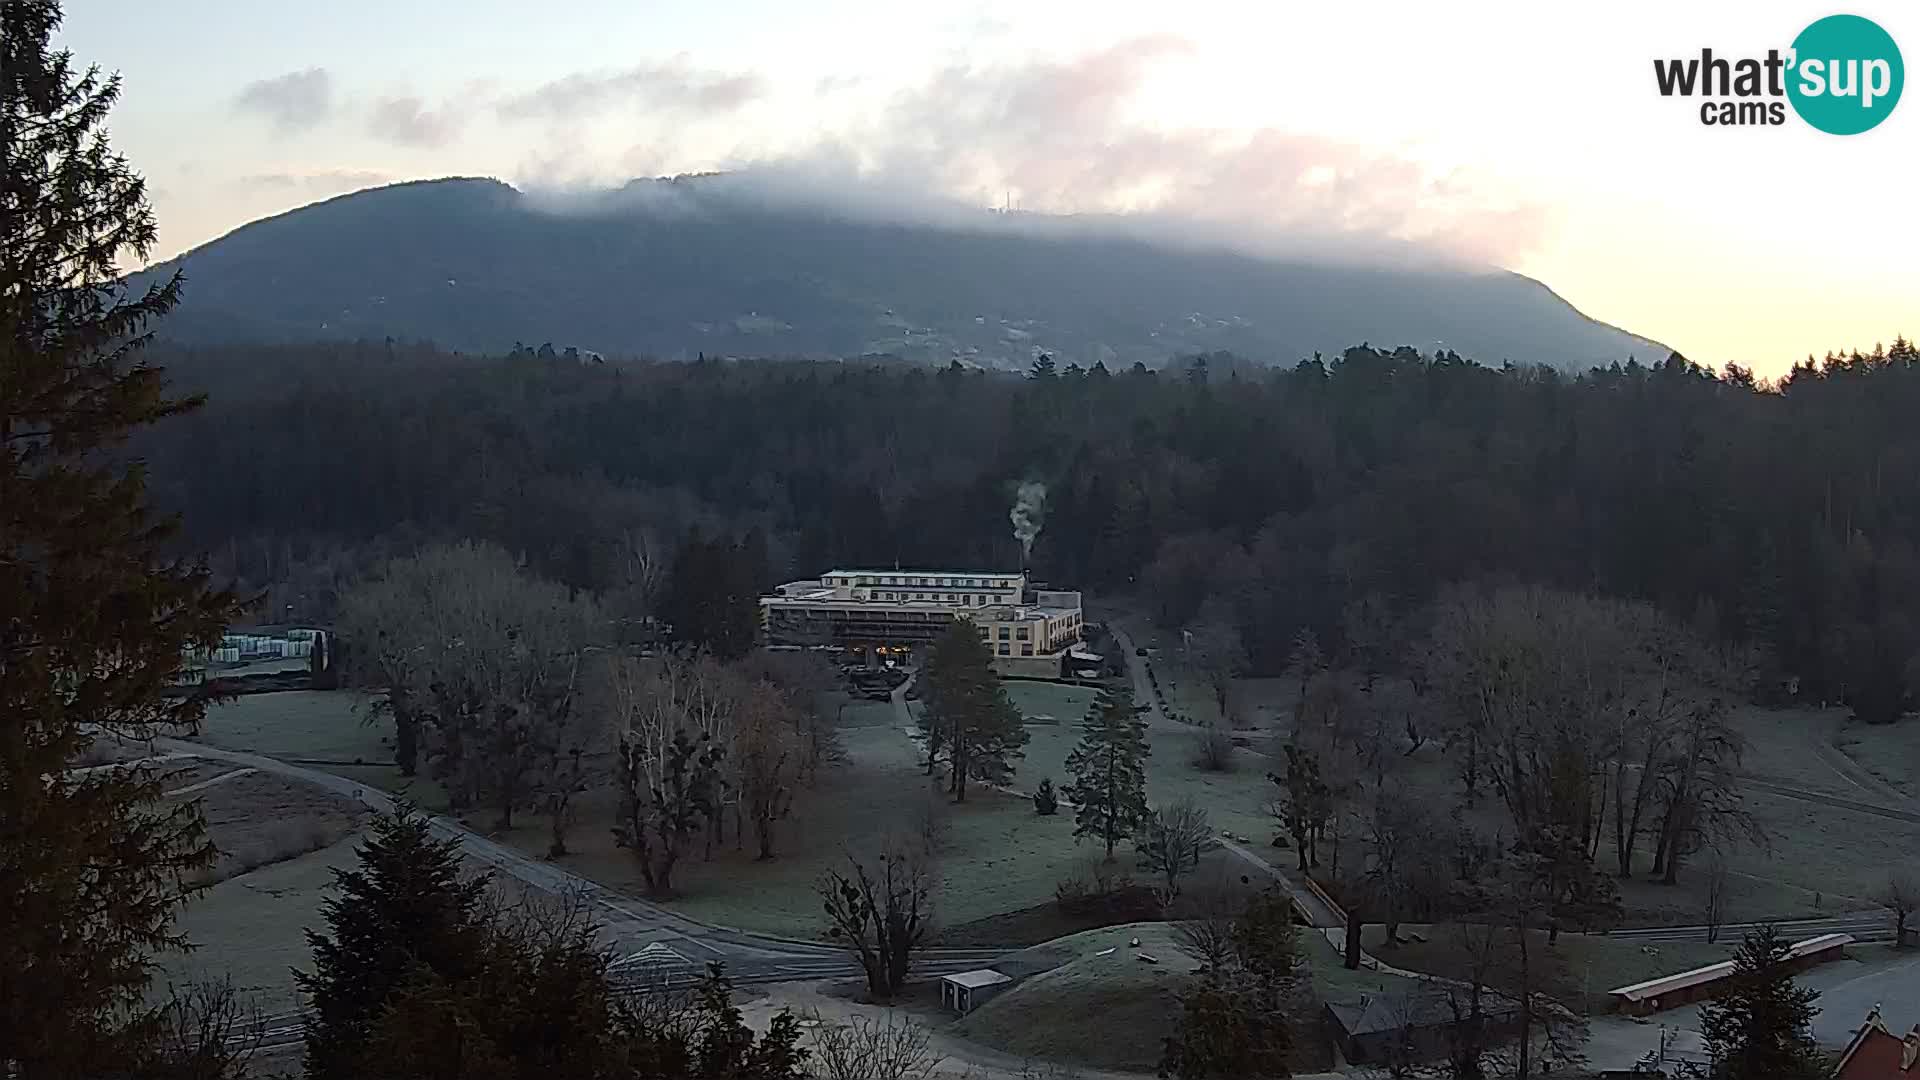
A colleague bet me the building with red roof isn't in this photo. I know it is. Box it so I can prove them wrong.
[1834,1006,1920,1080]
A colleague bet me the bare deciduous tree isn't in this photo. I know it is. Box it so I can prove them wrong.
[1703,851,1732,943]
[1191,720,1234,772]
[1419,582,1757,886]
[1171,885,1240,974]
[336,573,428,776]
[748,649,846,781]
[818,838,934,1003]
[605,654,734,895]
[1362,787,1448,948]
[1184,610,1242,725]
[1137,796,1219,906]
[912,784,951,856]
[807,1011,939,1080]
[736,680,800,860]
[144,979,260,1079]
[337,543,602,833]
[1877,871,1920,946]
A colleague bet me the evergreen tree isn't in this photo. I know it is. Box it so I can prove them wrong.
[1,2,243,1072]
[1033,776,1059,815]
[302,806,810,1080]
[659,531,759,660]
[1699,925,1827,1080]
[296,804,494,1079]
[1157,886,1300,1078]
[1062,685,1152,858]
[923,619,1027,802]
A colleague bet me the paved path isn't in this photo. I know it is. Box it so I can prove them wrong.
[1603,910,1896,945]
[163,766,258,797]
[1108,625,1351,932]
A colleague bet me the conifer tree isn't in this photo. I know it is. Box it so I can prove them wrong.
[923,619,1026,801]
[1062,684,1152,858]
[1,2,243,1072]
[1699,925,1827,1080]
[296,805,493,1079]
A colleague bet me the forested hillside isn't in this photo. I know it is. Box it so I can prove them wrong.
[139,339,1920,718]
[136,176,1662,371]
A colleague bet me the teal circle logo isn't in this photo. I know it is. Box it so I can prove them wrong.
[1788,14,1904,134]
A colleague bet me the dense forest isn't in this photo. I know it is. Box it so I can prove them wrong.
[137,337,1920,719]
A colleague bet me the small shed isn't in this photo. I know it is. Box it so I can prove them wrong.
[940,969,1014,1015]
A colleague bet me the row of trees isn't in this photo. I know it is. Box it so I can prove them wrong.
[338,541,844,894]
[337,543,600,839]
[1261,582,1759,906]
[605,649,836,893]
[1419,583,1759,886]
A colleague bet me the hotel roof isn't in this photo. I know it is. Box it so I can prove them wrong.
[823,569,1026,579]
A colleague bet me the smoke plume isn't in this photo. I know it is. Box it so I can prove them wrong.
[1011,481,1048,564]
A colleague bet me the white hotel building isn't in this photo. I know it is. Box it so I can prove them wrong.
[760,569,1084,677]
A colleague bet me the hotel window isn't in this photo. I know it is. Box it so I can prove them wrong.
[1016,627,1030,639]
[997,643,1010,655]
[1020,645,1034,656]
[997,626,1010,638]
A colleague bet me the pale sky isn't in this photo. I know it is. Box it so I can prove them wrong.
[60,0,1916,375]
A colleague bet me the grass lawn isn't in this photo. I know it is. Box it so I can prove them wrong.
[1302,927,1430,1003]
[177,663,1914,945]
[1717,788,1919,909]
[951,922,1196,1072]
[1830,715,1920,798]
[1002,681,1100,725]
[179,769,368,885]
[956,920,1393,1073]
[490,721,1101,939]
[1006,679,1283,844]
[1010,716,1279,845]
[156,833,367,1016]
[192,690,388,764]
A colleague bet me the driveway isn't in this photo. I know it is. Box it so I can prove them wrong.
[1802,946,1920,1045]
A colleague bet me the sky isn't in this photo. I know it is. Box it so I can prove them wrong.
[59,0,1916,375]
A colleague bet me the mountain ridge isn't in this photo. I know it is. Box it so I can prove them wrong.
[139,175,1668,371]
